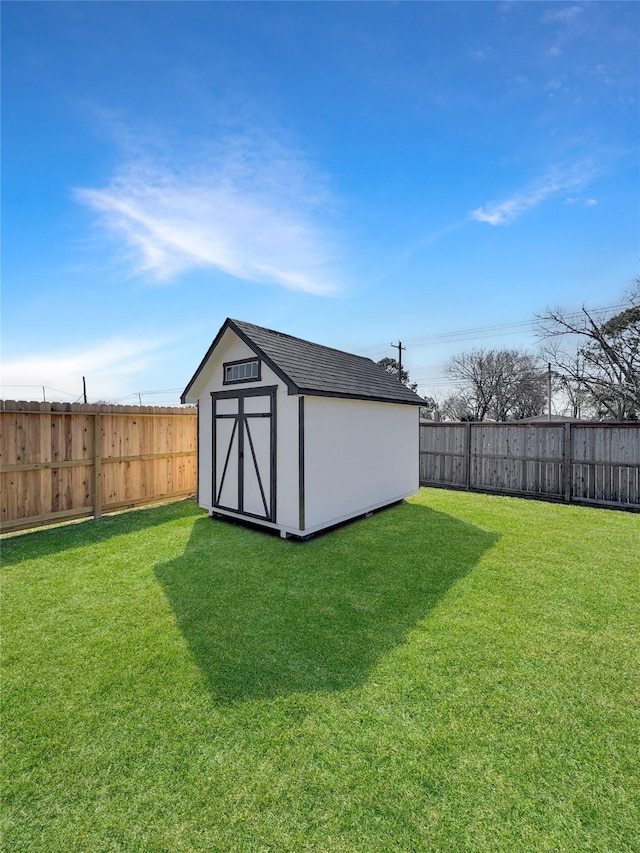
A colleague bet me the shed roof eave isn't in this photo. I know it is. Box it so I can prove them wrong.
[180,319,233,403]
[294,387,424,405]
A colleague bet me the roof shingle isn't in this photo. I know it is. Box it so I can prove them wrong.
[182,318,424,406]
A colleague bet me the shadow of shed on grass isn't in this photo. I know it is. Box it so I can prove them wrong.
[154,502,498,704]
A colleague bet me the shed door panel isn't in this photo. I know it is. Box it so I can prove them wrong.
[244,395,271,415]
[215,417,239,510]
[216,397,238,416]
[212,387,276,522]
[242,416,271,517]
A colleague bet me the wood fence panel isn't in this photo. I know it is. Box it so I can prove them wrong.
[469,423,565,497]
[0,402,197,532]
[420,421,640,511]
[419,423,466,487]
[570,424,640,507]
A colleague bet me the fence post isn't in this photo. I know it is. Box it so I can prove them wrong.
[563,421,572,502]
[465,421,472,489]
[93,412,102,519]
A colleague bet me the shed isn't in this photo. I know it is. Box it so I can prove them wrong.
[181,318,423,538]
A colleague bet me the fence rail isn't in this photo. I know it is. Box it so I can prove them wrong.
[1,401,197,533]
[420,421,640,510]
[4,405,638,532]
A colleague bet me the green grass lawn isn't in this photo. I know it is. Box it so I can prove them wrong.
[2,489,639,853]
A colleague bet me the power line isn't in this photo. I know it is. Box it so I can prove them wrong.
[3,302,630,404]
[0,384,79,399]
[112,388,183,403]
[411,376,462,385]
[367,327,543,358]
[358,302,629,355]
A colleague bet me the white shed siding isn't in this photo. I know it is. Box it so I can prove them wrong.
[274,392,300,530]
[303,396,418,532]
[197,397,212,507]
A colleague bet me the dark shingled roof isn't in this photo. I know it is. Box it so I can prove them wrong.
[182,318,424,406]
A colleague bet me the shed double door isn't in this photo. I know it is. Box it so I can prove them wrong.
[212,386,277,522]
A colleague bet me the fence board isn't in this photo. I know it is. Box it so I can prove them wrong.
[420,421,640,510]
[419,423,467,487]
[0,402,197,532]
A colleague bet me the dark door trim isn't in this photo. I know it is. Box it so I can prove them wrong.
[211,385,277,523]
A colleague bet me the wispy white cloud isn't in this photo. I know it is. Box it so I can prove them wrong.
[470,162,598,226]
[566,196,598,206]
[75,133,342,296]
[542,5,584,24]
[0,337,169,403]
[545,77,565,92]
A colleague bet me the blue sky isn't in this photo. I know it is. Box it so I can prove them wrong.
[2,1,638,405]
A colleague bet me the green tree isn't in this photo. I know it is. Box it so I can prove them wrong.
[376,357,418,392]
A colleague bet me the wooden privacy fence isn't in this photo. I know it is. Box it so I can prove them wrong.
[1,401,197,533]
[420,421,640,510]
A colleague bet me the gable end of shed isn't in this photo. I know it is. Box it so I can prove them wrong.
[181,319,299,403]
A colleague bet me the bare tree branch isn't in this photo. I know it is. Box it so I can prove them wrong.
[445,349,546,421]
[537,283,640,421]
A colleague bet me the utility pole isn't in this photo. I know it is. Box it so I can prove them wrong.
[391,341,406,384]
[547,362,553,420]
[82,376,88,404]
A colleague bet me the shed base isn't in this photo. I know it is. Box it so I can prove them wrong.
[206,492,413,540]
